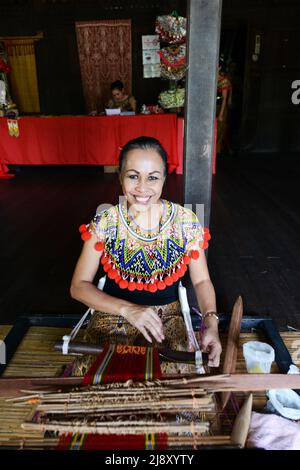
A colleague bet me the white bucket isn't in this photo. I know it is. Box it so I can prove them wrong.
[243,341,275,373]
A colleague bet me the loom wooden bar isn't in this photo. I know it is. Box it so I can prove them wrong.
[221,296,243,409]
[1,374,300,398]
[54,341,209,364]
[0,312,277,379]
[0,376,82,397]
[230,394,253,448]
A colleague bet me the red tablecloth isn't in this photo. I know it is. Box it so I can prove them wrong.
[0,114,179,173]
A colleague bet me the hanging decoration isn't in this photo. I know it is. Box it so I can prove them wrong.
[158,45,186,80]
[158,87,185,110]
[0,58,12,75]
[155,13,186,44]
[0,58,12,115]
[154,11,187,112]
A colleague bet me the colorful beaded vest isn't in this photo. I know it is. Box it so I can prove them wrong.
[79,200,211,293]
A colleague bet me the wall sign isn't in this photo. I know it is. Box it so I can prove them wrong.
[142,35,160,78]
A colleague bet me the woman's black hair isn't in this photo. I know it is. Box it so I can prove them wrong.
[119,136,168,176]
[111,80,124,91]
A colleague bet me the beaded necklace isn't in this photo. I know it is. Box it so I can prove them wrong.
[124,199,167,239]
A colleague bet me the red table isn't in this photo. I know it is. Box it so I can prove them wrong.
[0,114,180,175]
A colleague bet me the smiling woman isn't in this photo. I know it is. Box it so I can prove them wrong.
[119,137,167,217]
[70,136,221,376]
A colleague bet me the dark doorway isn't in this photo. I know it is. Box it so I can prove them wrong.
[219,26,248,155]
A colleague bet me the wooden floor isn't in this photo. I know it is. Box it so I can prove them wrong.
[0,155,299,327]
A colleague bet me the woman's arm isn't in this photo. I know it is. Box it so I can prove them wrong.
[70,233,129,315]
[107,99,114,109]
[70,233,164,342]
[129,96,137,113]
[217,87,228,121]
[188,248,222,366]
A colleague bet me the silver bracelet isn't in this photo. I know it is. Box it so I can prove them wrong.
[202,311,219,323]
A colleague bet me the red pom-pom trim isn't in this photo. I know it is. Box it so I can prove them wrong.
[200,240,209,250]
[119,279,129,289]
[79,224,87,233]
[143,283,149,291]
[148,283,158,293]
[94,241,104,251]
[136,282,144,291]
[115,275,122,284]
[203,229,211,241]
[190,249,200,260]
[157,280,166,290]
[128,281,136,291]
[103,263,111,273]
[183,255,191,265]
[107,268,118,279]
[100,255,109,265]
[177,266,187,278]
[179,268,187,278]
[172,272,179,282]
[81,231,91,241]
[164,276,173,287]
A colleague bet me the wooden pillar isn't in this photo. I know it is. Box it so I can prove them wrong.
[184,0,222,227]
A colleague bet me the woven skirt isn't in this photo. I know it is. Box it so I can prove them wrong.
[71,301,195,377]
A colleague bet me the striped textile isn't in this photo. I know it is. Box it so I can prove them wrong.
[83,343,162,385]
[57,432,168,450]
[58,347,164,450]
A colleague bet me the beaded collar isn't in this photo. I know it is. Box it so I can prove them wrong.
[79,202,211,293]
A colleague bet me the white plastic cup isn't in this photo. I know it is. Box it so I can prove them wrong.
[242,341,275,373]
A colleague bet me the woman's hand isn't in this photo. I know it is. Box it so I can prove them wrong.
[120,305,165,344]
[201,326,222,367]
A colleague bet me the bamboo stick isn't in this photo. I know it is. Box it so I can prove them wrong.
[21,420,210,435]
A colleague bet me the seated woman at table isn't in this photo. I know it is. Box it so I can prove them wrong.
[107,80,137,113]
[70,136,221,375]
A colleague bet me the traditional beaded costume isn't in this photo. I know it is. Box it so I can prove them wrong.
[73,200,211,376]
[79,200,210,295]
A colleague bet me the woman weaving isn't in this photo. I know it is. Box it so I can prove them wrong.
[70,137,221,375]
